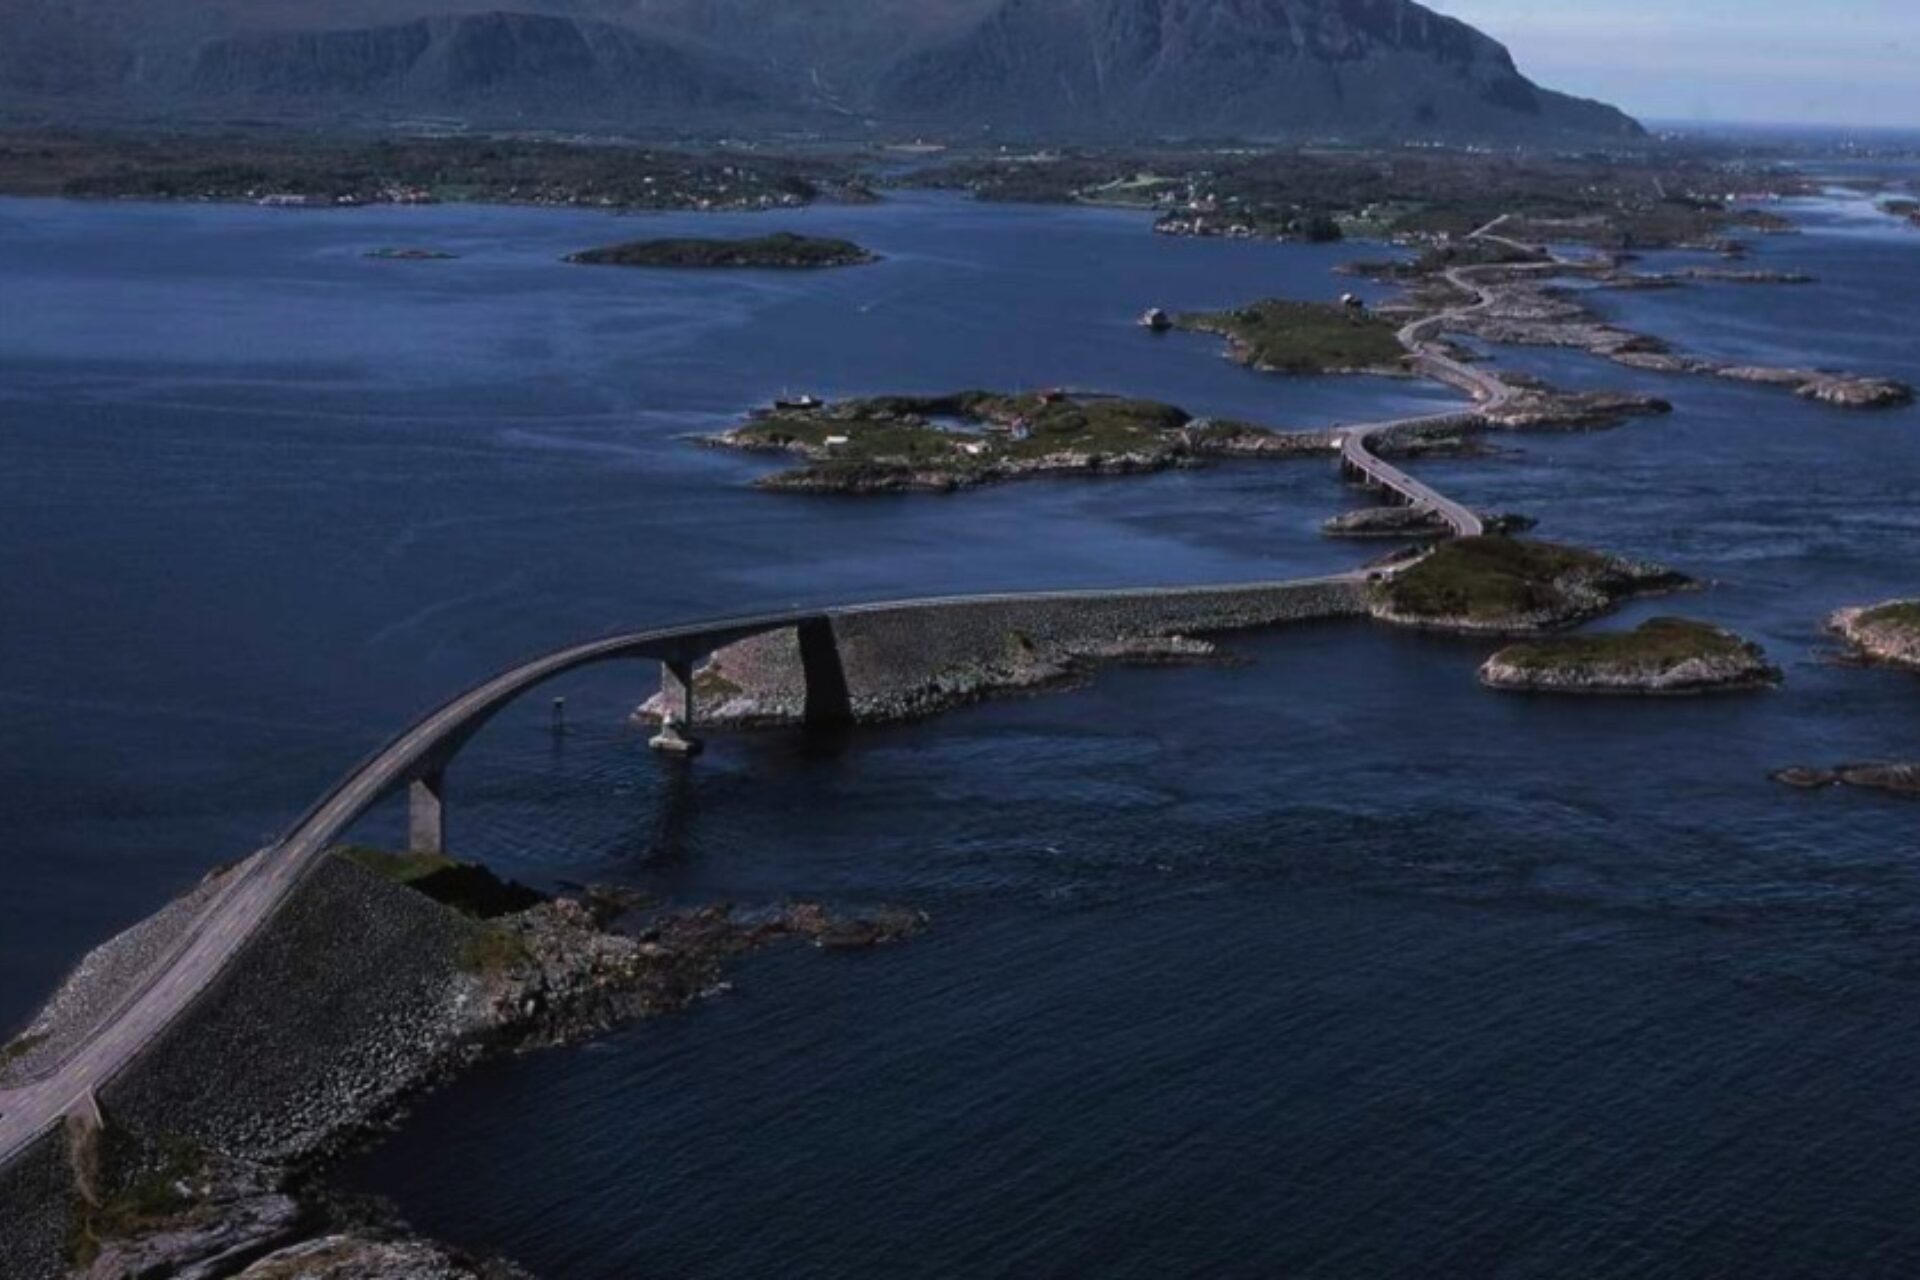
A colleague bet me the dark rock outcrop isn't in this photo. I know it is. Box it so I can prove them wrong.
[1773,763,1920,797]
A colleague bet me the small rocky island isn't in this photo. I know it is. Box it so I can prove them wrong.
[1829,599,1920,670]
[1774,762,1920,796]
[566,231,878,269]
[1480,617,1781,695]
[1370,536,1692,633]
[1880,198,1920,229]
[707,390,1334,493]
[364,247,457,261]
[1174,299,1410,375]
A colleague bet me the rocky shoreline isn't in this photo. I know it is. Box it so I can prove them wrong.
[3,855,923,1279]
[1828,600,1920,670]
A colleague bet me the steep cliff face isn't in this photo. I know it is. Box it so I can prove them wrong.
[0,0,1641,141]
[874,0,1644,138]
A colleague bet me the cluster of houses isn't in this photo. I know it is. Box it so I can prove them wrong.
[256,185,437,208]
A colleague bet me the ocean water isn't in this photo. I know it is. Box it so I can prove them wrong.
[4,186,1919,1277]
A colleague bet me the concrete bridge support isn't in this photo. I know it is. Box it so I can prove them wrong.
[408,771,447,856]
[650,658,703,757]
[797,618,853,730]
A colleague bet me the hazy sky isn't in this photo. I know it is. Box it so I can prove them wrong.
[1424,1,1918,129]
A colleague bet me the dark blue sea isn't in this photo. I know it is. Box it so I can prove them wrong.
[3,184,1919,1277]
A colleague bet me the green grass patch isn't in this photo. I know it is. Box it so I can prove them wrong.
[1495,618,1754,673]
[1176,300,1406,374]
[1380,537,1628,624]
[743,414,981,461]
[1860,600,1920,631]
[568,231,874,269]
[456,924,533,977]
[68,1133,210,1266]
[339,845,460,884]
[1003,396,1190,458]
[338,846,544,920]
[725,391,1212,487]
[1,1030,47,1066]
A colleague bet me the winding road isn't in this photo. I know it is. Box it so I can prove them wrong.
[0,222,1536,1172]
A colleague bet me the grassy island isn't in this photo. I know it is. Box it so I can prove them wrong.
[567,231,877,269]
[1175,300,1408,375]
[709,390,1331,494]
[1372,536,1691,633]
[1482,618,1780,694]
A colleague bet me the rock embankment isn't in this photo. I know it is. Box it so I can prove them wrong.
[1370,536,1692,634]
[0,1129,69,1279]
[1829,600,1920,670]
[4,852,923,1279]
[1480,618,1781,695]
[635,580,1366,729]
[1,853,261,1086]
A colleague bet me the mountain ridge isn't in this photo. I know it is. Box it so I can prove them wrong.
[0,0,1644,142]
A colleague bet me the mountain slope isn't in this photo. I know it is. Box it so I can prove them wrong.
[874,0,1643,139]
[0,0,1642,141]
[185,12,763,110]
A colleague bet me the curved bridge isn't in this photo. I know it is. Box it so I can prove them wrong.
[0,223,1544,1171]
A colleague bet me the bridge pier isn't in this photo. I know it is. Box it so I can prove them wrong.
[650,658,704,757]
[797,617,853,730]
[408,770,447,856]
